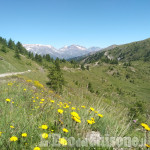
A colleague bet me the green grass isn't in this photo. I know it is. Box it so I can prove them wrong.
[0,45,40,74]
[0,44,150,149]
[0,76,136,149]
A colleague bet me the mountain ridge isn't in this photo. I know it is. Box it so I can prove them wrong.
[23,44,101,59]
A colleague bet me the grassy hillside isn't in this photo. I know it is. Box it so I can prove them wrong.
[0,39,150,149]
[0,44,40,74]
[79,38,150,63]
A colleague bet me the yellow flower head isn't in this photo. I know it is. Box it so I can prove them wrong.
[95,111,98,113]
[22,133,27,137]
[59,138,67,146]
[58,109,63,114]
[24,88,27,91]
[39,125,48,130]
[42,133,48,139]
[50,100,55,103]
[144,126,150,131]
[141,123,148,128]
[63,128,69,133]
[0,132,2,136]
[91,118,95,123]
[146,144,150,148]
[141,123,150,130]
[72,116,81,123]
[87,120,93,124]
[59,120,63,125]
[6,98,11,102]
[71,112,80,119]
[98,114,103,118]
[81,106,86,108]
[10,136,18,142]
[90,107,95,111]
[72,107,76,110]
[10,126,14,128]
[34,147,41,150]
[41,99,45,102]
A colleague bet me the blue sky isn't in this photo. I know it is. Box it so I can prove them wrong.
[0,0,150,48]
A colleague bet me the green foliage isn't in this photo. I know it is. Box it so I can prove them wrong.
[47,60,65,93]
[1,46,7,53]
[14,48,21,59]
[81,64,85,70]
[35,54,42,63]
[86,65,90,70]
[0,36,7,46]
[16,41,26,54]
[88,82,94,93]
[8,38,16,50]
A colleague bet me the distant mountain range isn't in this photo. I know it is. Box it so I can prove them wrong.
[23,44,101,59]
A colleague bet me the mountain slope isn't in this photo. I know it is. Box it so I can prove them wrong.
[23,44,101,59]
[79,38,150,63]
[0,44,40,74]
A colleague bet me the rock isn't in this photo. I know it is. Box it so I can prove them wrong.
[85,131,101,146]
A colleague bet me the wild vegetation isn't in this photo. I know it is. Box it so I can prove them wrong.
[0,36,150,149]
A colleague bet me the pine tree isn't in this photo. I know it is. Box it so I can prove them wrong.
[14,48,21,59]
[1,46,7,53]
[81,64,85,70]
[8,39,16,50]
[88,82,94,93]
[86,65,90,70]
[47,59,64,93]
[16,41,26,54]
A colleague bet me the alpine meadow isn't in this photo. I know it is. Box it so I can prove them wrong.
[0,0,150,150]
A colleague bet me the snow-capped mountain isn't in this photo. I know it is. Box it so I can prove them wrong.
[23,44,101,59]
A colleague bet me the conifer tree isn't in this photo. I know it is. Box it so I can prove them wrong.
[14,48,21,59]
[1,46,7,53]
[47,59,64,93]
[8,38,16,50]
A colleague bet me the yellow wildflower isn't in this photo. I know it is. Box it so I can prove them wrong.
[72,116,81,123]
[91,118,95,123]
[34,147,41,150]
[6,98,11,102]
[39,125,48,130]
[59,120,63,125]
[95,111,98,113]
[33,100,36,102]
[59,138,67,146]
[63,128,69,133]
[98,114,103,118]
[22,133,27,137]
[10,126,14,128]
[41,99,45,102]
[0,132,2,136]
[81,106,86,108]
[10,136,18,142]
[72,107,76,110]
[42,133,48,139]
[58,109,63,114]
[24,88,26,91]
[146,144,150,148]
[90,107,95,111]
[50,100,55,103]
[141,123,149,128]
[87,120,93,124]
[71,112,80,119]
